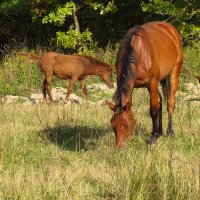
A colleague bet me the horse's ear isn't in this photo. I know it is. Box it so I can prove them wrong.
[123,102,132,112]
[106,100,116,111]
[196,76,200,83]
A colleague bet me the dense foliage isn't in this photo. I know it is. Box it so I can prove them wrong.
[0,0,199,52]
[0,0,200,96]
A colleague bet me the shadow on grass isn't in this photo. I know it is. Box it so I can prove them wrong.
[186,98,200,102]
[40,124,111,151]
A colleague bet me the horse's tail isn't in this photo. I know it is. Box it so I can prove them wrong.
[160,77,170,101]
[196,76,200,83]
[18,52,40,62]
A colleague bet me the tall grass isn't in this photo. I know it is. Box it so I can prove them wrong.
[0,45,200,199]
[1,86,200,199]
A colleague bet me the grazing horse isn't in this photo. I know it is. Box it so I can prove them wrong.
[19,52,113,103]
[107,21,183,149]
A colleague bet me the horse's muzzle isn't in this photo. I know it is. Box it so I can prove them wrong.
[107,82,114,89]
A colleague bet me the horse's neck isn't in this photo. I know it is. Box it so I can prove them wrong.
[87,65,107,77]
[117,78,135,107]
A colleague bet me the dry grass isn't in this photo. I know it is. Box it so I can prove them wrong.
[1,86,200,200]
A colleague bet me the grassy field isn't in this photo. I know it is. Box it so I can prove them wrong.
[0,46,200,199]
[1,85,200,199]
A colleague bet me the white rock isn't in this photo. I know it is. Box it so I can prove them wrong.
[30,93,43,100]
[68,93,83,104]
[88,83,116,93]
[96,99,106,106]
[4,95,29,104]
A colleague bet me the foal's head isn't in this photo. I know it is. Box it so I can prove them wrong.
[84,55,114,89]
[101,66,114,89]
[107,101,135,149]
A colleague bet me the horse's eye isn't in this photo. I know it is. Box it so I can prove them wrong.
[124,124,129,129]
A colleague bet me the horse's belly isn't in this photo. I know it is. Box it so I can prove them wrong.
[159,66,174,80]
[159,54,178,80]
[53,70,71,79]
[134,80,148,87]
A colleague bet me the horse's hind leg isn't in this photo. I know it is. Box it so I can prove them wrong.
[158,92,163,134]
[80,79,88,101]
[148,79,162,144]
[45,75,53,102]
[42,78,47,102]
[64,77,78,104]
[167,63,182,135]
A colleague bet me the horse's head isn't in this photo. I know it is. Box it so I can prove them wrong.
[102,67,114,89]
[107,100,135,149]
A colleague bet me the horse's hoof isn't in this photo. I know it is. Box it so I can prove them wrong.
[166,129,174,137]
[147,135,159,145]
[63,100,68,104]
[63,100,72,106]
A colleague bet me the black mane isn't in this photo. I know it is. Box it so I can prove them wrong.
[114,25,141,107]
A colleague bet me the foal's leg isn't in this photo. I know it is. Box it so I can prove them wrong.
[42,78,47,102]
[64,77,78,104]
[166,64,181,135]
[80,79,88,101]
[45,75,54,102]
[148,79,161,144]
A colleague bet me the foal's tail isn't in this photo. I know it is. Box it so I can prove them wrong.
[160,77,170,101]
[18,52,40,62]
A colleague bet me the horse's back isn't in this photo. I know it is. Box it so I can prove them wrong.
[53,55,89,79]
[143,21,182,57]
[39,52,61,69]
[140,21,183,80]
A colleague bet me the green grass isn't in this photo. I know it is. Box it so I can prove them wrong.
[1,86,200,199]
[0,46,200,199]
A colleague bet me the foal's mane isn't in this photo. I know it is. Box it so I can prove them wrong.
[77,55,111,68]
[114,25,141,106]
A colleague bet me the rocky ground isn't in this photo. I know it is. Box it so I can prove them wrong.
[1,83,117,106]
[1,82,200,106]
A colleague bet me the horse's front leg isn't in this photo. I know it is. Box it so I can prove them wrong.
[80,79,88,102]
[148,79,162,144]
[64,77,78,104]
[45,75,54,102]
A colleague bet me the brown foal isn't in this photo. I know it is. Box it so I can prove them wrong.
[19,52,113,103]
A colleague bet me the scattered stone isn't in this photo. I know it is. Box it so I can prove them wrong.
[69,93,83,104]
[96,99,106,106]
[3,95,29,104]
[185,82,200,94]
[88,83,116,93]
[3,82,198,106]
[23,101,35,106]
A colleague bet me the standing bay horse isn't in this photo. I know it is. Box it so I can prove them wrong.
[19,52,113,103]
[107,21,183,149]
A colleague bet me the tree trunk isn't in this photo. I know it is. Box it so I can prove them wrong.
[73,5,80,32]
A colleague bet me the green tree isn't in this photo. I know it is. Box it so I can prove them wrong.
[0,0,199,50]
[41,0,117,53]
[141,0,200,46]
